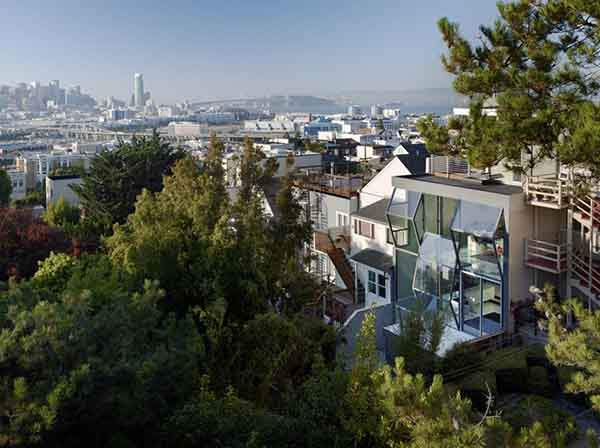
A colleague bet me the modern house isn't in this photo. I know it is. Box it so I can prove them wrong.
[383,174,534,355]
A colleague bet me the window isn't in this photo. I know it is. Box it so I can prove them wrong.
[336,212,349,228]
[386,228,394,245]
[378,274,386,298]
[368,271,376,294]
[387,228,408,246]
[354,219,374,238]
[368,270,386,298]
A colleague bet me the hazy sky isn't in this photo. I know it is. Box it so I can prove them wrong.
[1,0,500,103]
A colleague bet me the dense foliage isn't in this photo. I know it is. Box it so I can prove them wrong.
[72,132,184,235]
[418,0,600,178]
[0,130,595,446]
[538,285,600,411]
[0,208,70,281]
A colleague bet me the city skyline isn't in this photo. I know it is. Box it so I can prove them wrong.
[1,0,499,103]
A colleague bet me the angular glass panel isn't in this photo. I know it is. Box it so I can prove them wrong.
[441,197,459,238]
[456,236,502,280]
[482,279,502,334]
[396,250,417,301]
[412,233,457,303]
[451,201,502,240]
[462,273,481,335]
[387,188,421,220]
[423,194,438,234]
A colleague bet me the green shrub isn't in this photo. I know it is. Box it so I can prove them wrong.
[501,395,578,446]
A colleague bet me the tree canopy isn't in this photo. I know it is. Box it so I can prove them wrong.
[419,0,600,177]
[72,132,184,235]
[0,209,70,282]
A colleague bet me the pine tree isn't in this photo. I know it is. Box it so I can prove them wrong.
[420,1,600,177]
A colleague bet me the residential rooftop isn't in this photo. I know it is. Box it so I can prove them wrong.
[353,198,388,224]
[392,174,523,196]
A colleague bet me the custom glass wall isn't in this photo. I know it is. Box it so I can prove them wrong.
[452,201,506,336]
[388,190,507,337]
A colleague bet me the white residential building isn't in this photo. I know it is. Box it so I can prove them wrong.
[45,175,84,207]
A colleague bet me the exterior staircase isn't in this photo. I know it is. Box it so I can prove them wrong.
[314,228,365,305]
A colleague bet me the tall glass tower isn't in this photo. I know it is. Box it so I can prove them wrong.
[134,73,144,108]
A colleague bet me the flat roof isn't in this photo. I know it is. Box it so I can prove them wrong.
[353,198,388,224]
[392,174,523,196]
[351,249,393,272]
[47,174,83,181]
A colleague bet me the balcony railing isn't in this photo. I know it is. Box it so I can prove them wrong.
[295,173,362,198]
[573,195,600,230]
[524,238,568,274]
[524,175,569,209]
[571,253,600,305]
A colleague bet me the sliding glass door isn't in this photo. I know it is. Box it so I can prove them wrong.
[461,272,502,336]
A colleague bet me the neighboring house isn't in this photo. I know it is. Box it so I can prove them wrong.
[223,149,322,186]
[6,169,26,201]
[350,199,395,308]
[226,183,278,219]
[45,175,83,207]
[356,144,394,161]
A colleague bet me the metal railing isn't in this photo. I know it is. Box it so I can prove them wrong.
[571,252,600,302]
[523,174,569,208]
[524,238,568,274]
[573,195,600,229]
[429,155,471,177]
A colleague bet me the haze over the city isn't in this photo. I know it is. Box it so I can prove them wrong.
[1,0,499,103]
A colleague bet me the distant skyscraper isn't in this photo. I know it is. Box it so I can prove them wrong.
[348,105,362,117]
[134,73,144,108]
[370,104,383,118]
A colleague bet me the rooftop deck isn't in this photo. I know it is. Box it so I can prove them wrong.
[295,173,363,198]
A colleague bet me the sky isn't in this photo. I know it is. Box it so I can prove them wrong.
[0,0,500,104]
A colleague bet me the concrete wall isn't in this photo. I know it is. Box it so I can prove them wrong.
[340,302,394,362]
[507,191,535,316]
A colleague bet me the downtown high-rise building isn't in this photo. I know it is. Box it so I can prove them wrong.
[134,73,144,108]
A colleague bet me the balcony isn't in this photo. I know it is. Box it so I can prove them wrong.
[524,175,569,209]
[295,173,362,198]
[524,239,568,274]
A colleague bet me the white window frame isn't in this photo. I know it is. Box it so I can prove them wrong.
[367,269,387,299]
[336,211,349,228]
[353,219,374,239]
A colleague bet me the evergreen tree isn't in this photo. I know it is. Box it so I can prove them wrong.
[538,286,600,411]
[420,0,600,177]
[72,132,183,235]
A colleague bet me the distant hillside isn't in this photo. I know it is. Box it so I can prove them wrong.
[323,88,468,115]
